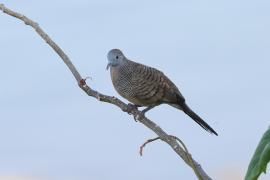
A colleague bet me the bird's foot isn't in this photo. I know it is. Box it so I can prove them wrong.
[125,103,140,122]
[126,103,139,114]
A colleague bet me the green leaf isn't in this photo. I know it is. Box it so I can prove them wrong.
[245,126,270,180]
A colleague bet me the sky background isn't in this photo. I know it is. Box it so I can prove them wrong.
[0,0,270,179]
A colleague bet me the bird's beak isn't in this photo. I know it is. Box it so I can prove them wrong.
[106,63,111,70]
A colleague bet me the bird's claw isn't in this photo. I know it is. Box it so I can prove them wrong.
[126,103,138,113]
[125,103,140,122]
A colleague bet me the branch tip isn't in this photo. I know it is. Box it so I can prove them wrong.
[139,137,160,156]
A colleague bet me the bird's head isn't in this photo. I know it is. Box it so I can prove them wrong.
[106,49,125,70]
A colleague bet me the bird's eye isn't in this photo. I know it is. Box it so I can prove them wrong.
[116,56,119,59]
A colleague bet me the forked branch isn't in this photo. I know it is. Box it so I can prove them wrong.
[0,4,212,180]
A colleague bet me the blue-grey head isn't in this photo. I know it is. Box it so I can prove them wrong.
[106,49,125,70]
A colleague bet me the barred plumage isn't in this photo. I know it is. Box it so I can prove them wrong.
[107,49,218,136]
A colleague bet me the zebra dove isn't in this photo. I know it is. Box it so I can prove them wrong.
[106,49,218,136]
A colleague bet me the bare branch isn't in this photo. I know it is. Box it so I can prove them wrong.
[140,137,160,156]
[0,4,212,180]
[139,136,203,180]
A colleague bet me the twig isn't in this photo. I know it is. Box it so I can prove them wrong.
[139,136,202,180]
[0,4,212,180]
[140,137,160,156]
[171,136,202,180]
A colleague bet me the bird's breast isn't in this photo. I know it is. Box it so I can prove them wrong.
[110,66,138,103]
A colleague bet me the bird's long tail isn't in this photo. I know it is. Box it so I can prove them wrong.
[176,102,218,136]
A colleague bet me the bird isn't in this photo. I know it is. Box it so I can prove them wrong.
[106,49,218,136]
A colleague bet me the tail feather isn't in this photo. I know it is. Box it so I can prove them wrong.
[178,103,218,136]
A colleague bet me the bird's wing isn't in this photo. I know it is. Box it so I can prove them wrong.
[130,61,184,105]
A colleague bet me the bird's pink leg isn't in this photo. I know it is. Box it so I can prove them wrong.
[141,105,156,116]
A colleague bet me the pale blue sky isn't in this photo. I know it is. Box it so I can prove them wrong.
[0,1,270,179]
